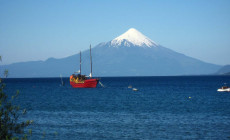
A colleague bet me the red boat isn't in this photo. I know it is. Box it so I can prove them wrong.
[70,45,99,88]
[70,75,98,88]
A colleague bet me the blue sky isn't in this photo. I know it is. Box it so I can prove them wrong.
[0,0,230,65]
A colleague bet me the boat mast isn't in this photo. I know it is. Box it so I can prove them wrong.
[80,51,81,75]
[90,45,92,78]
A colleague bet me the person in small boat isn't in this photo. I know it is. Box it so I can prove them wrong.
[222,86,229,89]
[70,74,87,83]
[70,75,74,81]
[75,74,86,82]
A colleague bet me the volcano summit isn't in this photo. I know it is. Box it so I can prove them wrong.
[111,28,158,47]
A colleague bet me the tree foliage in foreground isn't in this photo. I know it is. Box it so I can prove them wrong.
[0,57,32,140]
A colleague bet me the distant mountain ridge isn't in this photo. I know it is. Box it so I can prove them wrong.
[2,28,221,78]
[215,65,230,75]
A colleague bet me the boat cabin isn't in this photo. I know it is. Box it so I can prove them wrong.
[221,86,229,89]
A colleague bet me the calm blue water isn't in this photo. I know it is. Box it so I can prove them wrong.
[4,76,230,139]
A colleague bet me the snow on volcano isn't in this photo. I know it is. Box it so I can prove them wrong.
[110,28,158,47]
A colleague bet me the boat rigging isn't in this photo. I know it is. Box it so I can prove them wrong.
[69,45,99,88]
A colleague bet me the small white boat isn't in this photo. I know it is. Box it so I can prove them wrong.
[132,88,138,91]
[128,85,132,88]
[217,86,230,92]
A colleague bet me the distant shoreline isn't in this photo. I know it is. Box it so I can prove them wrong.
[2,74,230,79]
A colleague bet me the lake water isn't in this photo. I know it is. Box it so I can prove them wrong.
[4,76,230,139]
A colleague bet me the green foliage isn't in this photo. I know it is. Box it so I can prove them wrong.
[0,57,32,140]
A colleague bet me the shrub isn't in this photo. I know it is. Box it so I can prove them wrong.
[0,57,32,140]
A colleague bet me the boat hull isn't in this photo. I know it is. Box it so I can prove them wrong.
[217,88,230,92]
[70,78,99,88]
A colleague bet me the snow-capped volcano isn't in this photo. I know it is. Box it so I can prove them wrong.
[2,28,221,77]
[111,28,158,47]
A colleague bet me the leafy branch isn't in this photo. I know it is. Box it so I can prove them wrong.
[0,56,33,140]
